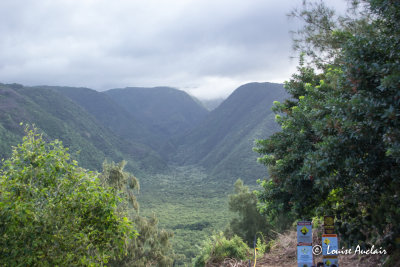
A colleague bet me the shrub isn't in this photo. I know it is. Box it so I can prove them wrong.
[0,126,137,266]
[193,233,250,267]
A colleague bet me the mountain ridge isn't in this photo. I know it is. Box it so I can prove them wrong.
[0,82,286,183]
[0,83,167,175]
[174,82,288,183]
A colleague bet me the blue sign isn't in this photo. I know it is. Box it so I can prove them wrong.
[322,234,338,256]
[297,245,313,267]
[297,221,312,244]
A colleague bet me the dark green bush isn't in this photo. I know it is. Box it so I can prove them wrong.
[193,233,250,267]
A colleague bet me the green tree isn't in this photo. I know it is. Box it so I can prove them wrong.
[225,179,274,246]
[0,126,137,266]
[100,161,175,267]
[255,0,400,253]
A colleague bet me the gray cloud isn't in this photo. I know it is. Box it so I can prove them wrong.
[0,0,347,99]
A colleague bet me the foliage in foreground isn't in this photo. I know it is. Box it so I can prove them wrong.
[224,179,274,246]
[0,126,137,266]
[255,0,400,254]
[100,161,175,267]
[0,126,175,266]
[193,233,250,267]
[194,180,275,266]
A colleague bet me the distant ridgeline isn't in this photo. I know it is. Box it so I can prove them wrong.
[0,82,287,184]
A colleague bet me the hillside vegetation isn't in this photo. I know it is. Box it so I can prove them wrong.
[0,84,143,173]
[105,86,209,156]
[50,86,163,151]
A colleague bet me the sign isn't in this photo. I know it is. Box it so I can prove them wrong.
[297,221,313,266]
[323,256,339,267]
[324,216,335,234]
[297,245,313,267]
[322,234,338,256]
[297,221,312,244]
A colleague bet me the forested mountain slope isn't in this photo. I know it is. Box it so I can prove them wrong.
[0,83,166,175]
[105,87,209,144]
[175,82,287,183]
[51,87,153,142]
[50,86,169,156]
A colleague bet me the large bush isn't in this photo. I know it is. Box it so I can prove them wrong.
[225,179,274,245]
[0,126,137,266]
[193,233,250,267]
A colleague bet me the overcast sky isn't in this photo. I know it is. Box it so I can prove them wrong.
[0,0,348,99]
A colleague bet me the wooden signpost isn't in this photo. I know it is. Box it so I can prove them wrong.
[322,216,339,267]
[324,216,335,234]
